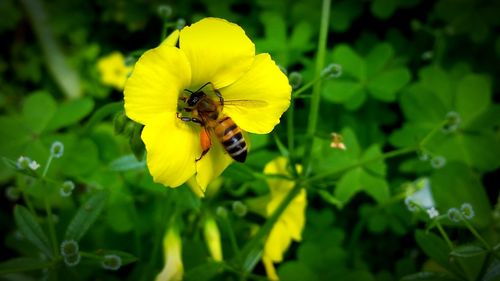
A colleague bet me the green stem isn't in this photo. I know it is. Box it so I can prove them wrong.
[235,182,303,267]
[287,100,295,160]
[45,198,58,257]
[42,155,53,179]
[302,0,331,176]
[462,219,491,251]
[219,214,240,256]
[41,154,58,257]
[435,221,454,250]
[420,120,446,148]
[305,146,417,184]
[292,76,322,99]
[81,101,123,135]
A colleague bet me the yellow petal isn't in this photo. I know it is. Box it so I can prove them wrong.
[162,29,180,47]
[179,18,255,89]
[195,135,233,192]
[262,255,280,281]
[141,114,198,187]
[124,45,191,125]
[221,53,291,134]
[281,189,307,241]
[264,221,292,262]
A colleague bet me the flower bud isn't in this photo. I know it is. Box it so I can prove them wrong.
[50,141,64,158]
[60,181,75,197]
[460,203,475,220]
[5,186,20,201]
[232,201,247,217]
[321,63,342,79]
[113,111,128,134]
[155,227,183,281]
[176,18,186,30]
[157,5,173,19]
[203,216,223,261]
[60,240,79,257]
[447,208,462,223]
[442,111,461,134]
[64,253,81,267]
[102,254,122,270]
[288,71,302,89]
[430,155,446,169]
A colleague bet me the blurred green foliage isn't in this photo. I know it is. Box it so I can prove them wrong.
[1,0,499,280]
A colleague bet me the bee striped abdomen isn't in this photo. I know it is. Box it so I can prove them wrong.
[215,116,247,162]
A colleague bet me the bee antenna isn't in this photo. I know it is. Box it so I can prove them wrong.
[183,89,194,94]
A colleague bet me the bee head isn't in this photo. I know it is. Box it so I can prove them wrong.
[187,91,206,106]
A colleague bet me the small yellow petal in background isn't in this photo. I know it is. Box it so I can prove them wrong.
[180,18,255,89]
[221,53,291,134]
[155,227,183,281]
[260,156,307,271]
[203,215,223,261]
[97,52,132,90]
[141,114,198,187]
[195,135,233,192]
[262,255,279,281]
[124,45,191,125]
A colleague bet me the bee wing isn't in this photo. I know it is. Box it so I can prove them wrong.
[223,99,268,108]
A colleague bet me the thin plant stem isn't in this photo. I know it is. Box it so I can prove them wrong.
[220,214,240,255]
[41,154,58,257]
[462,219,491,251]
[302,0,331,176]
[45,198,58,257]
[292,76,322,99]
[42,155,53,178]
[235,182,303,267]
[305,146,417,184]
[435,222,454,250]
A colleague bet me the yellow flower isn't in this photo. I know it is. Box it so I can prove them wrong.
[97,52,132,90]
[203,215,223,261]
[247,157,307,280]
[155,227,183,281]
[124,18,291,192]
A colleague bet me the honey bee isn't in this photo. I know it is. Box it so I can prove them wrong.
[177,82,265,163]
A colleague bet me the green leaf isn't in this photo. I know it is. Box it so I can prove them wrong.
[65,191,108,241]
[455,74,491,125]
[184,262,223,281]
[449,244,486,281]
[431,162,492,227]
[330,0,363,32]
[401,272,461,281]
[22,91,57,133]
[449,244,486,258]
[0,257,51,274]
[361,144,386,176]
[419,65,453,109]
[414,230,450,270]
[278,261,318,281]
[483,259,500,281]
[108,154,145,171]
[371,0,397,19]
[13,205,52,258]
[334,167,389,205]
[322,80,363,103]
[400,84,447,124]
[365,43,394,75]
[332,45,365,81]
[46,97,95,131]
[368,67,411,102]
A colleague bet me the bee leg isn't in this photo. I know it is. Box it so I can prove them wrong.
[196,128,211,162]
